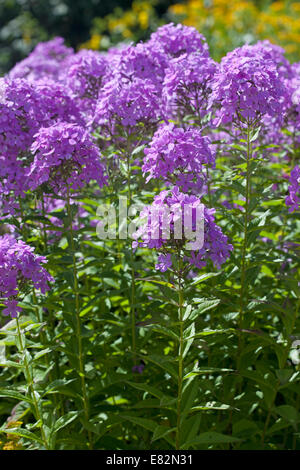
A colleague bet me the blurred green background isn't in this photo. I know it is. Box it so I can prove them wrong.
[0,0,175,74]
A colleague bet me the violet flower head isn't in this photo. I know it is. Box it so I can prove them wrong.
[148,23,209,59]
[235,41,292,79]
[2,300,22,318]
[210,50,288,126]
[133,187,232,272]
[0,235,54,318]
[163,53,218,119]
[0,78,81,158]
[155,253,172,272]
[66,49,109,101]
[9,37,73,81]
[28,123,107,192]
[291,62,300,78]
[114,42,167,90]
[0,78,82,214]
[286,166,300,212]
[94,77,161,135]
[143,123,215,193]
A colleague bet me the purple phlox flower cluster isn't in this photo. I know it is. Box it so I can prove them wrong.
[33,79,82,125]
[291,62,300,78]
[163,53,218,119]
[286,166,300,212]
[282,75,300,129]
[0,79,39,157]
[105,43,134,70]
[257,56,300,146]
[235,41,293,79]
[113,42,167,90]
[0,235,53,318]
[210,50,288,126]
[66,49,109,102]
[143,123,215,193]
[0,78,83,212]
[0,78,81,159]
[155,253,173,272]
[132,187,232,272]
[0,80,37,206]
[9,37,73,81]
[257,72,300,158]
[28,123,107,192]
[93,77,161,134]
[148,23,209,59]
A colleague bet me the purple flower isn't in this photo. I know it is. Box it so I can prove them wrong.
[163,53,218,120]
[286,166,300,212]
[28,123,107,192]
[112,42,167,90]
[155,253,173,272]
[2,300,22,318]
[234,41,293,79]
[0,77,82,213]
[93,77,161,135]
[209,49,288,126]
[9,37,73,81]
[0,235,54,317]
[148,23,209,59]
[143,123,215,193]
[132,362,145,374]
[66,49,109,102]
[133,188,232,272]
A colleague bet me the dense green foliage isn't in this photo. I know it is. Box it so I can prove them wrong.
[0,125,300,450]
[0,0,134,73]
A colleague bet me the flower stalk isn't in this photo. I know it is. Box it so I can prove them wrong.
[176,254,184,450]
[66,186,92,448]
[16,316,49,449]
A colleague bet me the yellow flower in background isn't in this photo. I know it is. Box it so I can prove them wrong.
[0,421,23,451]
[138,11,149,30]
[81,0,300,62]
[80,33,102,50]
[169,0,300,61]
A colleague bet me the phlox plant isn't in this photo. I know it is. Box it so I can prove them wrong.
[0,23,300,451]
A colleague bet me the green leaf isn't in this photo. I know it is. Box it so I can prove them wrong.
[188,299,221,321]
[0,388,32,404]
[275,406,300,426]
[151,425,176,443]
[120,414,157,432]
[190,273,220,287]
[52,411,80,434]
[183,323,195,358]
[190,403,233,412]
[141,354,178,380]
[1,427,44,446]
[184,368,234,380]
[184,432,241,447]
[126,381,166,400]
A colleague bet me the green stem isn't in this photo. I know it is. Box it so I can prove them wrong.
[16,316,49,449]
[127,154,137,365]
[41,195,48,252]
[66,186,92,448]
[261,383,279,447]
[176,255,184,450]
[238,124,252,343]
[18,196,27,241]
